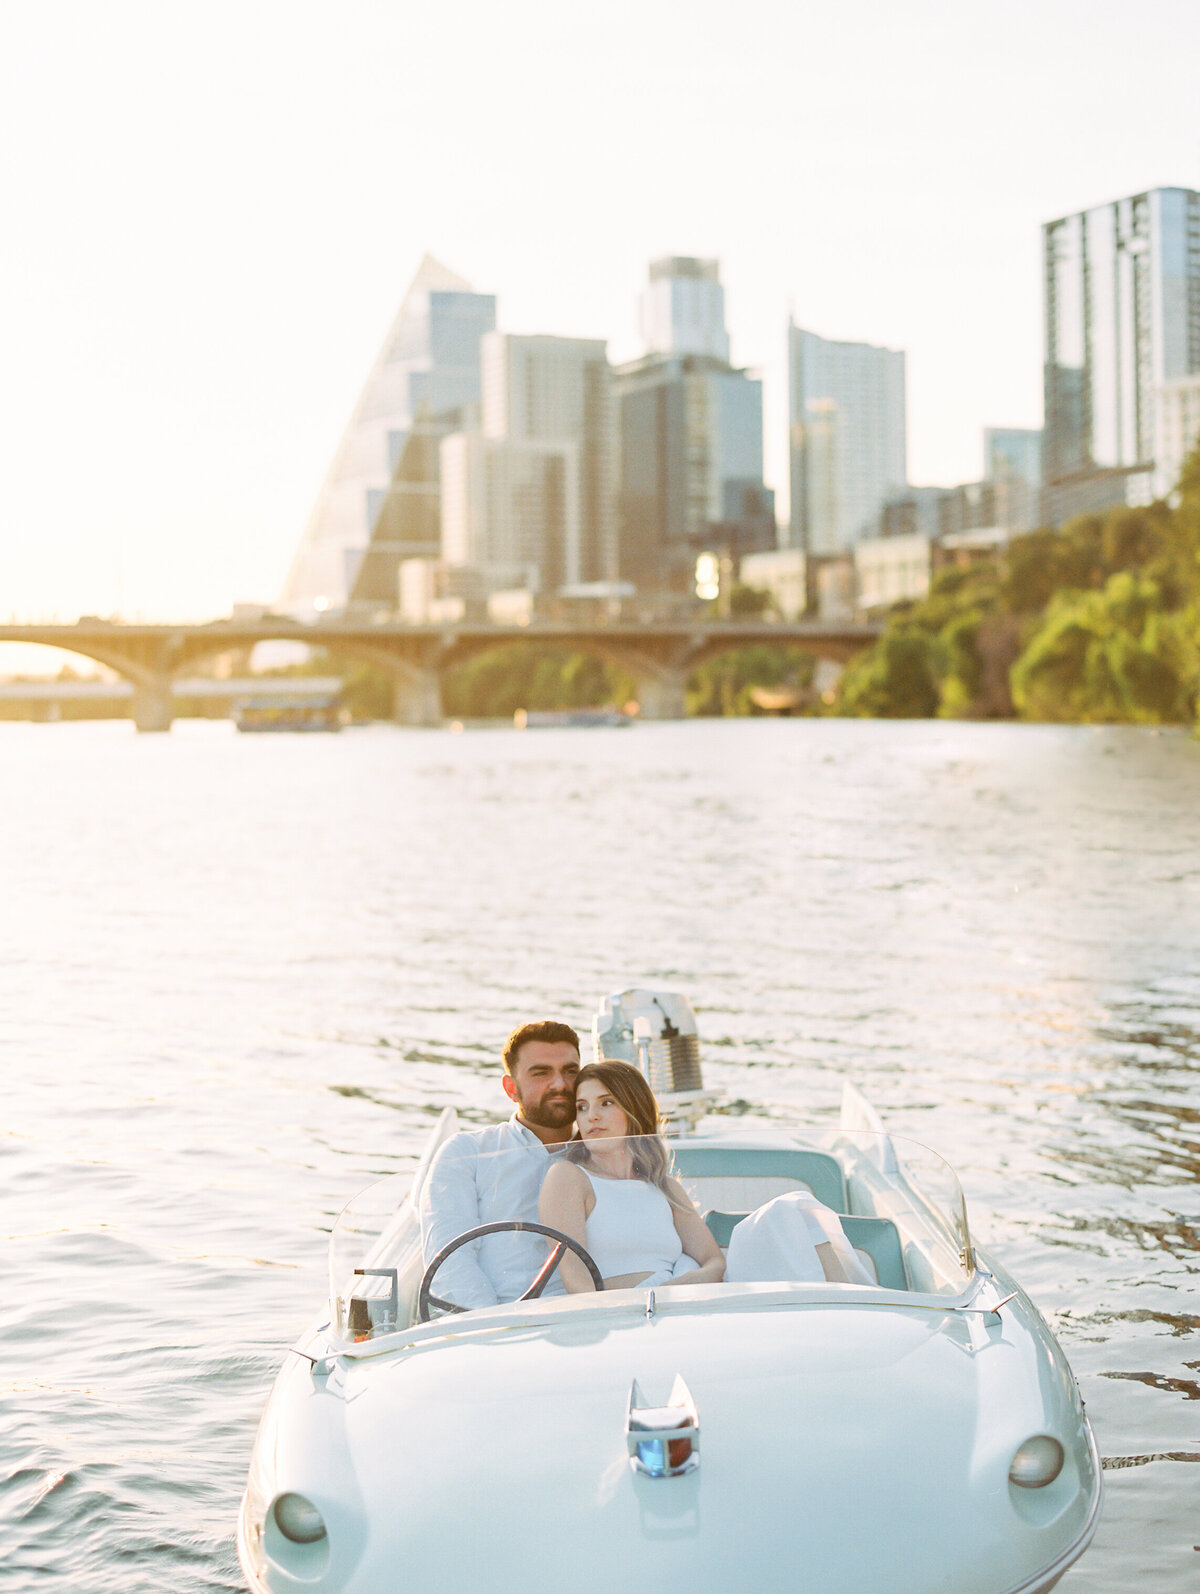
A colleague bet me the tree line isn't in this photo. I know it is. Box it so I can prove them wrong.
[829,448,1200,726]
[296,444,1200,726]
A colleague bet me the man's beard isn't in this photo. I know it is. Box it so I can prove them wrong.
[521,1091,576,1130]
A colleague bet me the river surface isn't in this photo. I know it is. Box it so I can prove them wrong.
[1,716,1197,1591]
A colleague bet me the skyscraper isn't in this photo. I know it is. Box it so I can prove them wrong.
[480,333,616,586]
[1042,187,1200,522]
[616,259,770,598]
[984,426,1042,535]
[1155,376,1200,499]
[787,324,907,556]
[281,255,495,614]
[439,432,574,594]
[639,257,731,362]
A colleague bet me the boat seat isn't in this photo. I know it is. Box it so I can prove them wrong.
[703,1210,909,1292]
[670,1147,846,1212]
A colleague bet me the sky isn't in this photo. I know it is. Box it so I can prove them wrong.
[1,0,1198,637]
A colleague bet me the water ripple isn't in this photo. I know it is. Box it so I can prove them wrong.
[2,718,1199,1590]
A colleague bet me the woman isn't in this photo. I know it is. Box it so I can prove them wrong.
[538,1060,724,1292]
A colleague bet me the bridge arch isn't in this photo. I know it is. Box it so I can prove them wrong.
[0,619,880,730]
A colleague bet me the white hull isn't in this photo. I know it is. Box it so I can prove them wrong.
[238,1100,1101,1594]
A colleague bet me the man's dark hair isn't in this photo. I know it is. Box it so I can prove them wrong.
[503,1020,581,1076]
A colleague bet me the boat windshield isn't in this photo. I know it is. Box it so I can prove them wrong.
[327,1129,973,1343]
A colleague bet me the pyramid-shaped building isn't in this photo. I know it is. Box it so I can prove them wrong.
[281,256,496,614]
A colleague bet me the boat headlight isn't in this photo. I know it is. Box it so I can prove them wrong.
[1008,1435,1064,1489]
[272,1492,328,1543]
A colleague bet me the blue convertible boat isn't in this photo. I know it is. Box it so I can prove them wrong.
[238,989,1101,1594]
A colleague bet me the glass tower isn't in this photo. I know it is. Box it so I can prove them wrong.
[639,257,731,363]
[281,255,496,615]
[616,258,769,596]
[787,325,907,555]
[1042,187,1200,520]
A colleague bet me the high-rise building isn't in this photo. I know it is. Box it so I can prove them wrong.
[439,432,575,594]
[1043,187,1200,522]
[787,325,907,555]
[616,354,771,595]
[1155,375,1200,499]
[616,259,770,599]
[480,333,616,586]
[984,426,1042,535]
[639,257,731,362]
[281,255,496,614]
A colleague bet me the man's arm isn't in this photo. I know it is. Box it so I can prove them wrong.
[419,1137,500,1309]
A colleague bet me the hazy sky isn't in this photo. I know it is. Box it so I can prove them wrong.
[2,0,1198,627]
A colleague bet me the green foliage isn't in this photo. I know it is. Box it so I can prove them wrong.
[442,645,633,719]
[687,646,814,716]
[833,629,942,718]
[828,486,1200,726]
[726,582,774,618]
[1010,573,1197,724]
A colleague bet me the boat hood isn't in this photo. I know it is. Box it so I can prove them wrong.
[263,1290,1097,1594]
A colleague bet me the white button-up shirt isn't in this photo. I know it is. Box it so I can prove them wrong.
[418,1115,567,1308]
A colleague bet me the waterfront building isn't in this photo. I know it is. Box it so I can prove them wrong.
[639,256,731,362]
[480,333,617,587]
[616,352,772,597]
[1154,375,1200,499]
[984,426,1042,534]
[1042,187,1200,524]
[738,548,807,621]
[397,557,489,625]
[854,533,932,613]
[281,255,496,615]
[439,431,577,595]
[616,259,770,601]
[985,427,1041,489]
[876,485,944,542]
[787,324,908,555]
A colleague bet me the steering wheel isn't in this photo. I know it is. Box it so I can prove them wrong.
[418,1220,604,1322]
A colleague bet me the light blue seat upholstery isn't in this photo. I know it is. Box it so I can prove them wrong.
[670,1147,846,1211]
[837,1215,908,1290]
[703,1209,909,1292]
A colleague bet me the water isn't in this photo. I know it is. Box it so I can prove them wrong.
[1,717,1197,1591]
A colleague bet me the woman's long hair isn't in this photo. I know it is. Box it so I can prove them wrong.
[568,1059,671,1190]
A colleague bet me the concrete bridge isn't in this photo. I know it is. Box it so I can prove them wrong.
[0,617,882,731]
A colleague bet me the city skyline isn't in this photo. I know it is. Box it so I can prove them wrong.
[2,0,1198,642]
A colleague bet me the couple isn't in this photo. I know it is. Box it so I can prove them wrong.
[418,1020,722,1308]
[418,1017,869,1310]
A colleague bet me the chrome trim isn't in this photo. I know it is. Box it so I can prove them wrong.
[626,1375,700,1477]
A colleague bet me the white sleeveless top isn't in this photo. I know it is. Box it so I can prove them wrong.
[581,1168,683,1284]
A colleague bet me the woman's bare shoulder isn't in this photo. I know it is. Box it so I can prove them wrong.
[662,1174,696,1207]
[541,1158,590,1193]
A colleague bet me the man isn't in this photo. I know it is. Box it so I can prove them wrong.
[418,1019,582,1309]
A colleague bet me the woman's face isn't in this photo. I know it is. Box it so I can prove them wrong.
[575,1079,631,1141]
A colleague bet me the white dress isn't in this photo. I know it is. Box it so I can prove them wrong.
[580,1168,685,1286]
[724,1191,874,1285]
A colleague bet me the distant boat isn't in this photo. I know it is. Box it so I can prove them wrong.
[514,708,634,729]
[234,690,344,733]
[748,684,811,714]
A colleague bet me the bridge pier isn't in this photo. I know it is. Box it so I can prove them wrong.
[391,666,443,728]
[131,681,174,733]
[635,668,688,721]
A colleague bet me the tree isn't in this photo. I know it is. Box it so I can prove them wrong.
[1010,573,1197,724]
[832,630,941,718]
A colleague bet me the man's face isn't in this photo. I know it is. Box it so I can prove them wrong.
[503,1040,581,1131]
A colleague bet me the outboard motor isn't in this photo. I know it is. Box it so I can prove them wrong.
[592,989,711,1131]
